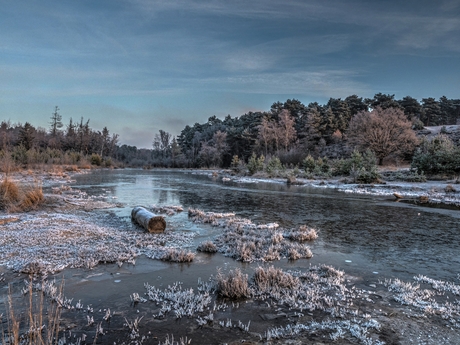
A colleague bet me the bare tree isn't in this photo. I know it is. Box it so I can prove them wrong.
[153,130,172,157]
[211,130,228,167]
[277,109,297,151]
[257,117,274,155]
[347,107,418,165]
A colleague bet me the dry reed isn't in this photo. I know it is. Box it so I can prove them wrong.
[3,280,63,345]
[0,178,43,212]
[216,268,250,299]
[196,241,218,253]
[161,248,195,263]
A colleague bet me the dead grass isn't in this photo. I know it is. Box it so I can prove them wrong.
[161,248,195,263]
[445,184,457,193]
[197,241,218,253]
[252,266,300,291]
[63,165,79,172]
[0,178,44,212]
[3,281,62,345]
[286,225,318,242]
[216,268,250,299]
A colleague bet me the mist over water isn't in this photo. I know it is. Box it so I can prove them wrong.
[70,169,460,283]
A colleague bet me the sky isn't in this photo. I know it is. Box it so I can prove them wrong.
[1,0,460,148]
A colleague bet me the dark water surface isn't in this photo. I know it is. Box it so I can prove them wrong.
[70,169,460,283]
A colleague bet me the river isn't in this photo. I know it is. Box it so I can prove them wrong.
[71,168,460,283]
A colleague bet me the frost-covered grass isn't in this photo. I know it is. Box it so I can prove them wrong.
[157,248,195,263]
[196,241,218,253]
[134,264,386,344]
[0,210,195,274]
[151,205,184,216]
[339,182,460,206]
[188,208,315,262]
[216,268,250,299]
[382,275,460,328]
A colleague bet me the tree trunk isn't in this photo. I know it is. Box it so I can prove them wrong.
[131,206,166,233]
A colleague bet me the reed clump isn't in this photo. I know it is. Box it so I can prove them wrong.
[216,268,250,299]
[252,266,300,291]
[161,248,195,263]
[0,178,44,212]
[286,225,318,242]
[3,281,62,345]
[197,241,218,253]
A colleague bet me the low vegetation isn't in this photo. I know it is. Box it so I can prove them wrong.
[216,268,250,299]
[0,178,44,212]
[3,281,63,345]
[196,241,218,253]
[160,248,195,263]
[412,134,460,176]
[189,208,315,262]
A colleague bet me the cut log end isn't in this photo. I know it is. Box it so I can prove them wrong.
[148,216,167,233]
[132,206,166,233]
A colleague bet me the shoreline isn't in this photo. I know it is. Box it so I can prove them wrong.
[187,168,460,208]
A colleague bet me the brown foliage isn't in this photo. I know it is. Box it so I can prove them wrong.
[347,107,418,164]
[257,110,297,155]
[216,268,250,299]
[0,179,44,212]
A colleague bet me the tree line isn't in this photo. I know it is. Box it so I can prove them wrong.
[1,93,459,173]
[163,93,459,169]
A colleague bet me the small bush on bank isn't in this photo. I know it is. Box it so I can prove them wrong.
[302,155,315,172]
[230,155,246,174]
[247,153,265,175]
[331,149,379,183]
[90,153,103,166]
[265,156,284,177]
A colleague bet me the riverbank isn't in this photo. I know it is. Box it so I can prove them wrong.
[188,168,460,208]
[1,168,459,344]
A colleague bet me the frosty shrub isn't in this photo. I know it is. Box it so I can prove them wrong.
[411,135,460,175]
[265,156,284,176]
[0,178,44,212]
[247,153,265,175]
[286,225,318,242]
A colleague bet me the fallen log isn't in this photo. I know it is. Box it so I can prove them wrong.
[131,206,166,233]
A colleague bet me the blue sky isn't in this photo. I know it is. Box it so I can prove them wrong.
[1,0,459,148]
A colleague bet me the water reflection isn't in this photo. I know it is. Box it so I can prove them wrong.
[72,169,460,281]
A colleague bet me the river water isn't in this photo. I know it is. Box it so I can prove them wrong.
[71,169,460,283]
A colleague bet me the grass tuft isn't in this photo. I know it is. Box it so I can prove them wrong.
[197,241,218,253]
[216,268,250,299]
[0,178,43,212]
[161,248,195,263]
